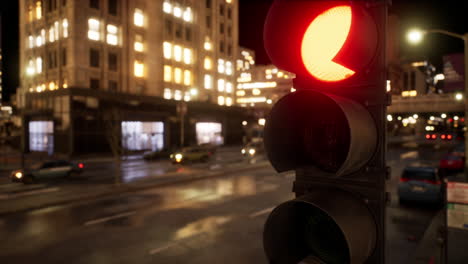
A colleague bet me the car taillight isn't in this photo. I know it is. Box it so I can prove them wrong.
[447,135,453,140]
[78,163,84,169]
[422,179,441,185]
[441,134,446,140]
[425,134,431,139]
[400,178,409,182]
[431,134,437,139]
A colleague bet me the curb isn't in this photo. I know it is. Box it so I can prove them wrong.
[0,162,271,217]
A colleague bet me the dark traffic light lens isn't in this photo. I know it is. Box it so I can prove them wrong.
[301,205,350,264]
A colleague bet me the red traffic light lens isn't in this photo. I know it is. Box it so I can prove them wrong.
[301,5,355,82]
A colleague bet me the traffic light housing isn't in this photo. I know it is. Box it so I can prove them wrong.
[262,1,388,263]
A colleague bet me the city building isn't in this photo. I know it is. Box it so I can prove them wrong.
[17,0,248,156]
[236,64,294,108]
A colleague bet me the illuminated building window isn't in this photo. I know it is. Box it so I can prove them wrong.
[204,38,212,50]
[174,90,182,101]
[49,26,56,42]
[266,74,272,79]
[174,68,182,84]
[183,48,192,64]
[277,72,284,78]
[62,19,69,38]
[27,59,35,76]
[28,36,34,49]
[164,88,172,99]
[28,5,34,22]
[163,42,172,59]
[134,9,145,27]
[135,34,144,52]
[204,57,212,70]
[226,61,233,75]
[163,1,172,13]
[36,57,42,74]
[134,61,145,77]
[252,89,261,95]
[174,45,182,62]
[173,6,182,18]
[190,88,198,96]
[184,70,191,86]
[48,82,57,90]
[218,59,225,74]
[236,90,245,96]
[226,97,232,106]
[184,92,191,102]
[226,82,233,93]
[164,65,172,82]
[204,74,213,89]
[106,24,119,45]
[183,7,193,22]
[218,79,225,92]
[36,1,42,20]
[88,18,101,41]
[54,21,59,40]
[237,60,243,70]
[218,96,225,106]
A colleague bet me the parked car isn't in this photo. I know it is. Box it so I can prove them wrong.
[10,160,84,184]
[143,149,172,161]
[170,146,212,164]
[241,142,264,157]
[439,154,464,172]
[398,166,443,204]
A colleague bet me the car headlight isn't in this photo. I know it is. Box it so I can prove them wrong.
[241,149,246,154]
[249,148,256,155]
[14,171,23,179]
[175,153,183,162]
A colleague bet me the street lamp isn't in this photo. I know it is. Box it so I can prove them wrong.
[406,28,468,175]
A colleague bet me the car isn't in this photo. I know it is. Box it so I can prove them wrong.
[170,146,212,164]
[398,166,443,204]
[439,154,464,173]
[143,149,171,161]
[241,142,264,157]
[10,160,84,184]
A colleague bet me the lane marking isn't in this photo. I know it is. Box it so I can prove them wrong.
[149,243,176,255]
[400,151,418,159]
[249,207,274,218]
[0,187,60,200]
[84,211,136,226]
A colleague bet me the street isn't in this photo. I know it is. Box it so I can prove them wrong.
[0,142,454,263]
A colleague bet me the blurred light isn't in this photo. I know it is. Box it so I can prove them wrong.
[386,80,391,92]
[430,116,435,121]
[456,93,463,101]
[242,121,247,126]
[175,153,183,162]
[78,163,84,169]
[249,148,256,155]
[425,134,431,139]
[431,134,437,139]
[434,73,445,82]
[407,29,424,44]
[387,115,393,122]
[15,172,23,179]
[241,149,246,154]
[258,118,266,126]
[413,114,418,119]
[291,88,296,92]
[267,99,273,104]
[411,61,427,67]
[397,116,402,121]
[134,9,145,27]
[454,116,459,121]
[441,113,447,119]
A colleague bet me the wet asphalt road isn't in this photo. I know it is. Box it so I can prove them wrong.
[0,142,455,264]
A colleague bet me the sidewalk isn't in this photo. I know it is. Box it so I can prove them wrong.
[0,159,270,216]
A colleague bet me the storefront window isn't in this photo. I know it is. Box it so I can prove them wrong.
[196,122,223,145]
[121,121,164,151]
[29,121,54,154]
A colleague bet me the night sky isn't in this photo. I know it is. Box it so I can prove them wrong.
[1,0,467,102]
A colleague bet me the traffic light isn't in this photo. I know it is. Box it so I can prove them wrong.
[262,1,388,263]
